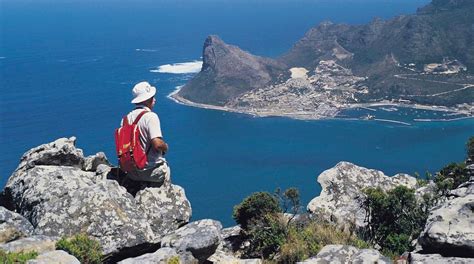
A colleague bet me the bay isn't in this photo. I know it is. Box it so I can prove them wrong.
[2,0,472,227]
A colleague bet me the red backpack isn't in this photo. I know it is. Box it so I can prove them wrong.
[115,110,149,173]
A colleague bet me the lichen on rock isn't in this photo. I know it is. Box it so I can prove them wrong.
[0,137,192,261]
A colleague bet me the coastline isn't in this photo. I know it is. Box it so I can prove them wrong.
[168,87,329,120]
[168,86,473,123]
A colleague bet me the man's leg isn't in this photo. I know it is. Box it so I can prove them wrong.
[148,161,170,185]
[131,160,170,186]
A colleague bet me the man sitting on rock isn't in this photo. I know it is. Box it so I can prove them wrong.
[113,81,170,193]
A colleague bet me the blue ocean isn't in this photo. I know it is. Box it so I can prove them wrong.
[1,0,472,227]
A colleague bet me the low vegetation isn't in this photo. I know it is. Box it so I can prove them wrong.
[360,186,434,257]
[434,136,473,192]
[233,189,369,263]
[467,136,474,161]
[279,222,369,263]
[56,233,103,264]
[233,191,282,230]
[0,249,38,264]
[434,162,469,193]
[233,136,473,263]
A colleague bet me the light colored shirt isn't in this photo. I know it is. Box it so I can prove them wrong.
[121,106,163,168]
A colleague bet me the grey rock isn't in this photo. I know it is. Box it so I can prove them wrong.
[82,152,110,172]
[17,137,84,170]
[0,206,34,243]
[33,180,156,256]
[0,235,57,254]
[118,247,197,264]
[208,249,262,264]
[219,225,245,256]
[162,219,223,262]
[307,162,417,229]
[5,155,157,255]
[299,245,359,264]
[298,245,391,264]
[4,165,97,221]
[351,248,392,264]
[135,184,192,237]
[2,138,193,260]
[95,164,113,183]
[418,193,474,257]
[221,225,241,239]
[27,250,80,264]
[409,253,474,264]
[450,179,474,198]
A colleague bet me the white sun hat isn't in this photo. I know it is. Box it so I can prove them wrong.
[131,81,157,104]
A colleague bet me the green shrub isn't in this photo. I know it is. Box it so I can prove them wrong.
[233,192,281,229]
[383,233,411,258]
[0,249,38,264]
[434,162,468,191]
[234,188,371,262]
[245,214,287,259]
[467,136,474,161]
[361,186,431,256]
[56,234,103,264]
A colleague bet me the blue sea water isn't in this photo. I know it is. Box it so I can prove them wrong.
[1,0,473,227]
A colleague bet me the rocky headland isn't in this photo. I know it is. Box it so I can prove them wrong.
[172,0,474,120]
[1,138,473,263]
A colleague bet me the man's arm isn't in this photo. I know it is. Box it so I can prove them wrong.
[151,137,168,154]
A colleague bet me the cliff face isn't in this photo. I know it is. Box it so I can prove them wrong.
[178,35,287,106]
[177,0,474,113]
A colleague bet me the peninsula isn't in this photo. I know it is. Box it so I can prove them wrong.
[172,0,474,120]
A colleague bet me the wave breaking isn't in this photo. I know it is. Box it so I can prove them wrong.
[151,61,203,74]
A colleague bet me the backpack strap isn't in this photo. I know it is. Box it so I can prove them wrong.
[122,115,129,126]
[129,110,149,154]
[133,110,149,125]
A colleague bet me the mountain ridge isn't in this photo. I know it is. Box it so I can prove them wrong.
[174,0,474,119]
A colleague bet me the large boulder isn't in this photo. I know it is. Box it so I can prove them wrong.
[16,137,84,170]
[297,245,391,264]
[83,152,111,172]
[33,180,157,256]
[0,235,57,254]
[208,249,262,264]
[219,225,245,255]
[0,138,192,261]
[209,225,252,263]
[161,219,223,262]
[4,165,98,221]
[135,184,192,237]
[307,162,417,229]
[351,249,392,264]
[118,247,197,264]
[417,179,474,257]
[408,253,474,264]
[27,250,80,264]
[0,206,34,243]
